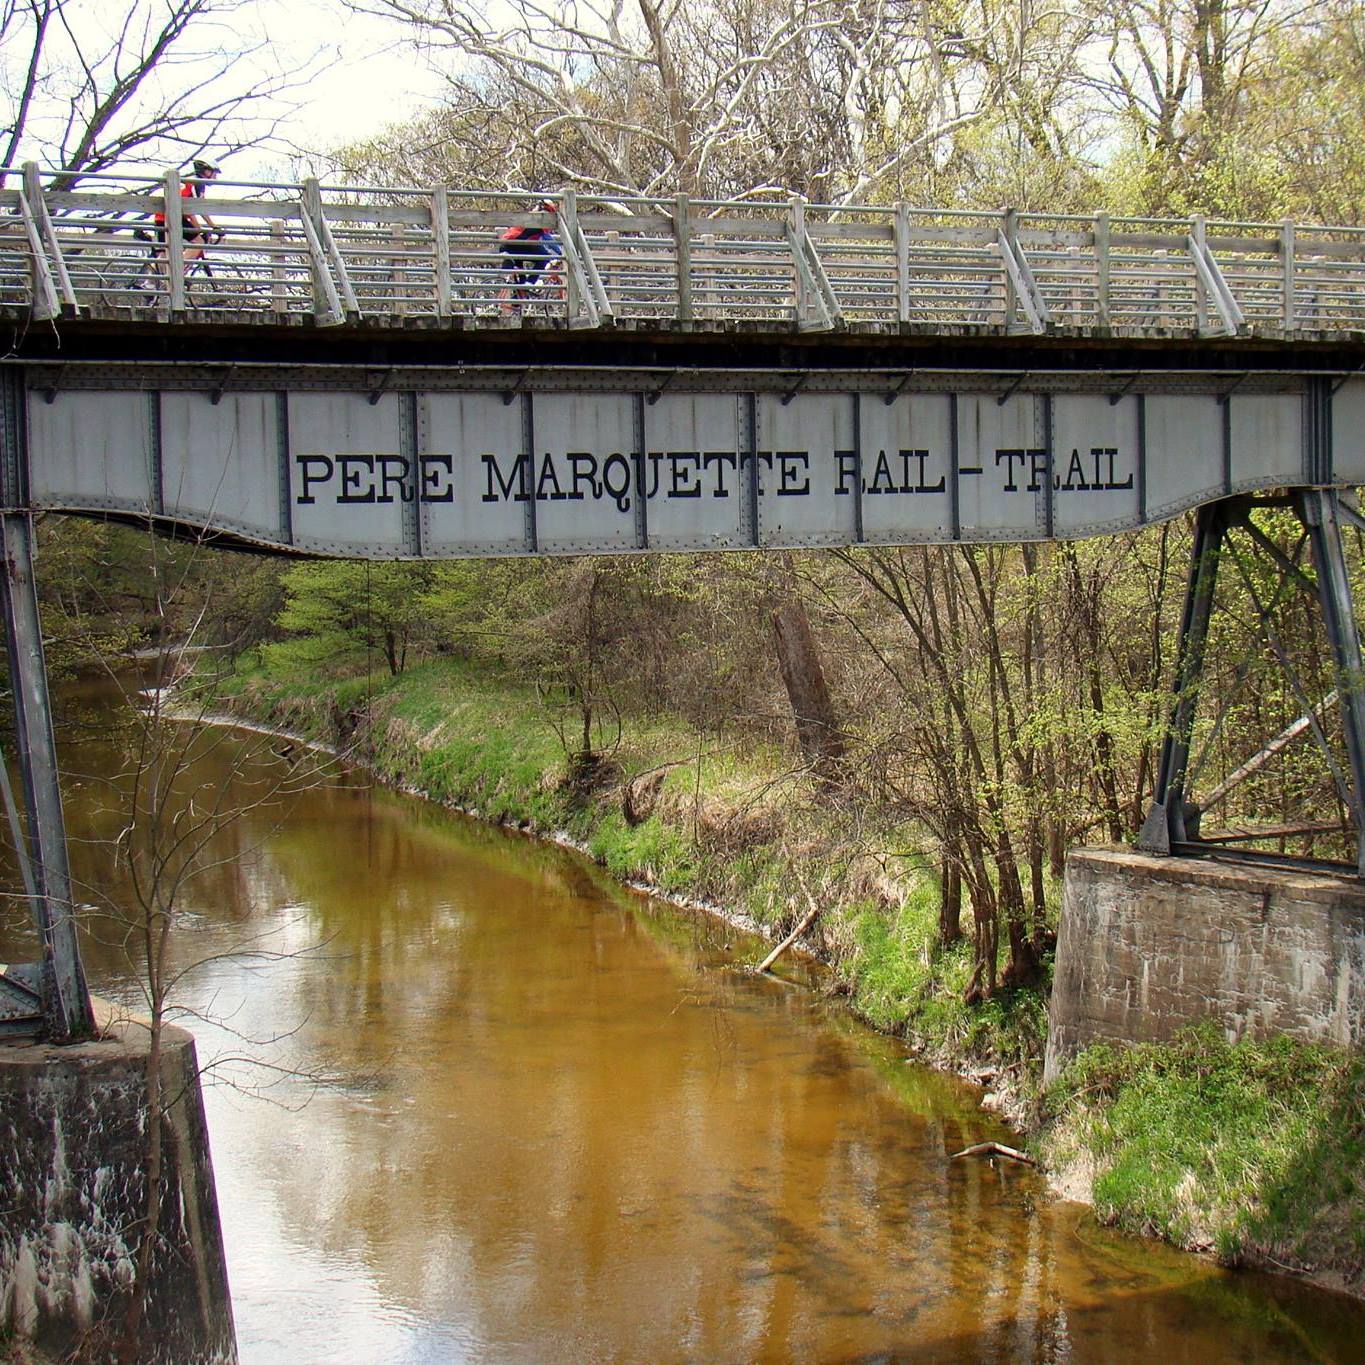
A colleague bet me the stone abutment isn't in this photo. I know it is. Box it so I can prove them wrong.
[0,1009,236,1362]
[1045,848,1365,1084]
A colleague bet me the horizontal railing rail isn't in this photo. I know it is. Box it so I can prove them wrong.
[5,163,1365,338]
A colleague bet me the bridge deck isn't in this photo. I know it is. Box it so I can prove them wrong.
[8,168,1365,344]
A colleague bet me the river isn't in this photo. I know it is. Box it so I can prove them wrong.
[3,675,1364,1362]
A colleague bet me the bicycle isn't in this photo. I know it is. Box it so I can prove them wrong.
[497,255,566,318]
[142,227,230,303]
[77,226,219,308]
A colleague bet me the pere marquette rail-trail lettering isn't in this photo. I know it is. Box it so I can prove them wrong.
[8,166,1365,1357]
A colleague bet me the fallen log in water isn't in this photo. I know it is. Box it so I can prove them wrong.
[950,1141,1036,1166]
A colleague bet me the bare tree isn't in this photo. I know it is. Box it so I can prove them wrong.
[1076,0,1324,205]
[346,0,1077,203]
[0,0,318,186]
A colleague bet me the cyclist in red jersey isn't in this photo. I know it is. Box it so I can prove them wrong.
[152,158,221,265]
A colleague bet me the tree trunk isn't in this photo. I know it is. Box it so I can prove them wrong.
[1048,820,1067,880]
[1090,661,1124,841]
[996,822,1042,989]
[1027,819,1047,937]
[965,874,998,1005]
[770,595,847,789]
[938,853,962,945]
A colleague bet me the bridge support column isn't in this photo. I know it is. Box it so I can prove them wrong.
[1301,488,1365,875]
[1137,497,1229,855]
[0,510,94,1040]
[1138,489,1365,873]
[1,1010,237,1360]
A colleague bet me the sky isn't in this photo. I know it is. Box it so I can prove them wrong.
[0,0,453,181]
[251,0,450,173]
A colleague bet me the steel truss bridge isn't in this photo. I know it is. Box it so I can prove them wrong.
[4,167,1365,1041]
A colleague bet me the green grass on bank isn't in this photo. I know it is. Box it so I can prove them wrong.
[218,652,1051,1084]
[1042,1025,1365,1283]
[846,887,1049,1078]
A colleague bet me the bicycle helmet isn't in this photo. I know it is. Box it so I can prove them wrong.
[192,158,221,177]
[538,199,559,213]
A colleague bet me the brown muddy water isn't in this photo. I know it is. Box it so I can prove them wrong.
[4,677,1365,1363]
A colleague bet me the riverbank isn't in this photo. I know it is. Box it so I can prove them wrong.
[1041,1027,1365,1298]
[210,652,1365,1299]
[213,654,1048,1108]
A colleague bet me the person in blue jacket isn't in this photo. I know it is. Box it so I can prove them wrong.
[498,199,560,310]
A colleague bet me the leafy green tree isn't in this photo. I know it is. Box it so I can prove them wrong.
[36,516,285,680]
[268,562,435,677]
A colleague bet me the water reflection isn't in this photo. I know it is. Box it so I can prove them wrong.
[2,679,1363,1362]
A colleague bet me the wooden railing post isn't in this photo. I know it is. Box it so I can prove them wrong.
[299,177,347,325]
[606,227,620,309]
[1192,213,1208,330]
[16,164,59,320]
[561,189,581,320]
[391,222,408,317]
[895,201,910,323]
[432,186,451,317]
[1188,226,1244,336]
[674,194,693,323]
[1095,212,1111,331]
[1002,207,1018,325]
[164,167,185,312]
[270,219,286,314]
[555,190,610,327]
[997,212,1047,334]
[1282,219,1296,331]
[21,163,74,313]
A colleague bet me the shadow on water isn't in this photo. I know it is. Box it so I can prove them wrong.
[876,1272,1362,1363]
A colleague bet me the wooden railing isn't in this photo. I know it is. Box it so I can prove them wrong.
[5,163,1365,337]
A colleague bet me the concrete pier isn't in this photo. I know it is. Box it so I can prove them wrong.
[0,1008,236,1362]
[1044,847,1365,1085]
